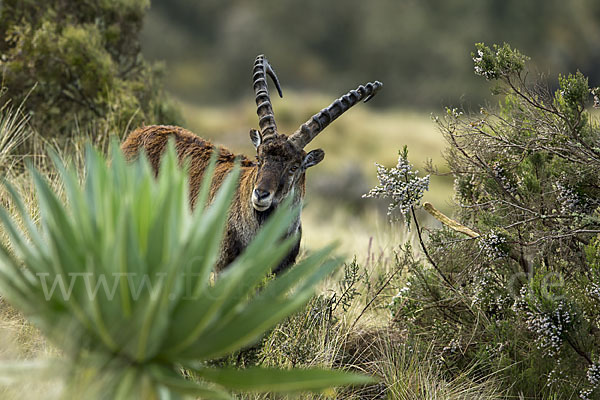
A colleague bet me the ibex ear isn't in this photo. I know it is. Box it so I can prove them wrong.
[302,149,325,169]
[249,129,262,149]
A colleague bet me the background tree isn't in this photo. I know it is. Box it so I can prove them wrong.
[0,0,180,139]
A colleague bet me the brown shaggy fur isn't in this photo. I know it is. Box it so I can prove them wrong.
[121,125,305,273]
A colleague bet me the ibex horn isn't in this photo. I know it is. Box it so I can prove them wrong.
[253,55,283,142]
[288,81,383,149]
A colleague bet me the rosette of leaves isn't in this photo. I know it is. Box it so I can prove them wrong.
[0,143,373,399]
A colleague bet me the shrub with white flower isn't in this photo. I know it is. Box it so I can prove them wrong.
[385,43,600,398]
[555,180,582,214]
[390,281,411,309]
[363,146,429,229]
[478,230,508,260]
[491,161,517,196]
[514,288,573,359]
[581,361,600,400]
[587,283,600,302]
[472,42,529,81]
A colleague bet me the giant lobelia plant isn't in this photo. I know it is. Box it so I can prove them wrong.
[0,142,373,399]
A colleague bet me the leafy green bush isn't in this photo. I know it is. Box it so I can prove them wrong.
[368,44,600,398]
[0,0,180,139]
[0,142,373,398]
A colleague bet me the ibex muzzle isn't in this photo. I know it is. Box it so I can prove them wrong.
[121,54,382,273]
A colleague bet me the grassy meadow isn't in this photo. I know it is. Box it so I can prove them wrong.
[0,90,508,399]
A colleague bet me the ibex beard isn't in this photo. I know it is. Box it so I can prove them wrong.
[121,54,382,274]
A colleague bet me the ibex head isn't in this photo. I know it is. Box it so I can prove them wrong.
[249,54,382,212]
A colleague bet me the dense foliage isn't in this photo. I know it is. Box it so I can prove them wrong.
[0,0,180,139]
[372,44,600,398]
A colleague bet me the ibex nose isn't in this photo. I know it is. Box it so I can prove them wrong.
[253,188,270,201]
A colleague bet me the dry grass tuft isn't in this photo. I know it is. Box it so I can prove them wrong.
[338,327,506,400]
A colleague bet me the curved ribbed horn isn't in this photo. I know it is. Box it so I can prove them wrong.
[253,55,283,142]
[288,81,383,149]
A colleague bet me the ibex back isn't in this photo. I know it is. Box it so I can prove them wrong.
[121,55,382,273]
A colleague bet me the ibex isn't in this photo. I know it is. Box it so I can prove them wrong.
[121,55,382,273]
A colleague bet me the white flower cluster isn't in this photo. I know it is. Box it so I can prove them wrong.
[555,181,582,214]
[472,274,511,317]
[363,153,430,227]
[390,282,414,320]
[592,87,600,109]
[471,273,489,307]
[520,296,572,358]
[473,49,497,80]
[442,337,461,355]
[587,283,600,302]
[491,162,517,196]
[546,361,564,387]
[448,107,464,118]
[580,361,600,400]
[588,362,600,387]
[581,388,595,400]
[391,281,411,304]
[555,181,598,216]
[478,230,508,260]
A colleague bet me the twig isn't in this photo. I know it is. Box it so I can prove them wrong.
[423,202,480,238]
[411,206,456,289]
[349,258,403,331]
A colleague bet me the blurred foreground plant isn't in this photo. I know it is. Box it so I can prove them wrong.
[0,143,373,399]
